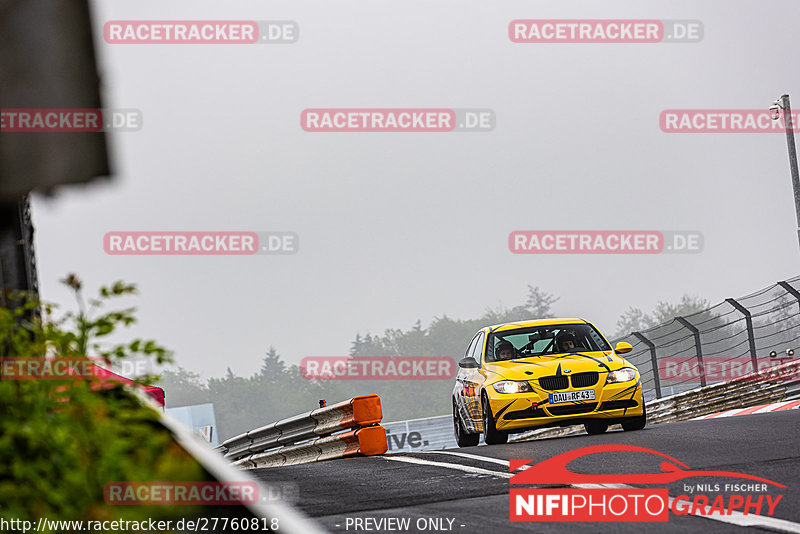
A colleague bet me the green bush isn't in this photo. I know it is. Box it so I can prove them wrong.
[0,276,212,524]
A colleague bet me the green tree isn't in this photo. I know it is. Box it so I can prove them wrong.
[259,346,286,384]
[158,367,210,407]
[651,295,710,324]
[613,307,651,337]
[613,294,711,339]
[525,285,560,318]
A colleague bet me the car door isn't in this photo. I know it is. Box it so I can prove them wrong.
[455,333,480,429]
[463,331,486,431]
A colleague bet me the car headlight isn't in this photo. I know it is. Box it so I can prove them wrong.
[493,380,534,394]
[606,367,637,384]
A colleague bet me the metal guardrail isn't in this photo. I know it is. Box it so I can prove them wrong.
[645,359,799,423]
[222,394,388,468]
[614,276,800,401]
[233,426,387,469]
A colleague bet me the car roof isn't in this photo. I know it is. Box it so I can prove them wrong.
[486,317,588,332]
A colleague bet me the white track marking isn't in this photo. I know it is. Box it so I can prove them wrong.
[383,455,511,478]
[417,450,511,467]
[768,400,800,412]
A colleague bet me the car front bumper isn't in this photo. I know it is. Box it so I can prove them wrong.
[487,380,645,432]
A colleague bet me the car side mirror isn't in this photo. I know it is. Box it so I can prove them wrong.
[458,357,480,369]
[615,342,633,354]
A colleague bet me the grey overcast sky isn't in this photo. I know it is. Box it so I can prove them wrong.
[31,0,800,379]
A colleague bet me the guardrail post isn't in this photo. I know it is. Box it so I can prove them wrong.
[631,331,662,399]
[778,281,800,313]
[725,298,758,369]
[676,316,706,387]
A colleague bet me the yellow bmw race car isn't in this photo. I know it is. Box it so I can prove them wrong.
[452,318,645,446]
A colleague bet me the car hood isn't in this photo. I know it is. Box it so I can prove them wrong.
[485,351,629,382]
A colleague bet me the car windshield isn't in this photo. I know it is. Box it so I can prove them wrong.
[486,324,611,362]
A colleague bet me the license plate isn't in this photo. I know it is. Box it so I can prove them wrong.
[549,389,596,404]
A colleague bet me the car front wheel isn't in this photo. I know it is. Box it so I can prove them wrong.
[622,404,647,431]
[584,421,608,435]
[482,393,508,445]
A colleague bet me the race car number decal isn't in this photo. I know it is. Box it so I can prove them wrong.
[548,389,595,404]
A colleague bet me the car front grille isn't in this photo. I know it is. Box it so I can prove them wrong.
[570,372,599,388]
[539,372,599,390]
[539,376,569,391]
[547,403,598,416]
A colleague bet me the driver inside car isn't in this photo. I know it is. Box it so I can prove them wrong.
[555,331,579,353]
[495,340,517,361]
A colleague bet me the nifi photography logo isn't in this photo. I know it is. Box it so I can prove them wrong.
[509,444,785,523]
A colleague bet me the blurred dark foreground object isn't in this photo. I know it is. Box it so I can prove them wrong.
[0,197,38,305]
[0,0,110,306]
[0,0,109,199]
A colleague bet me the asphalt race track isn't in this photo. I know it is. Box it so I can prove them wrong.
[250,410,800,533]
